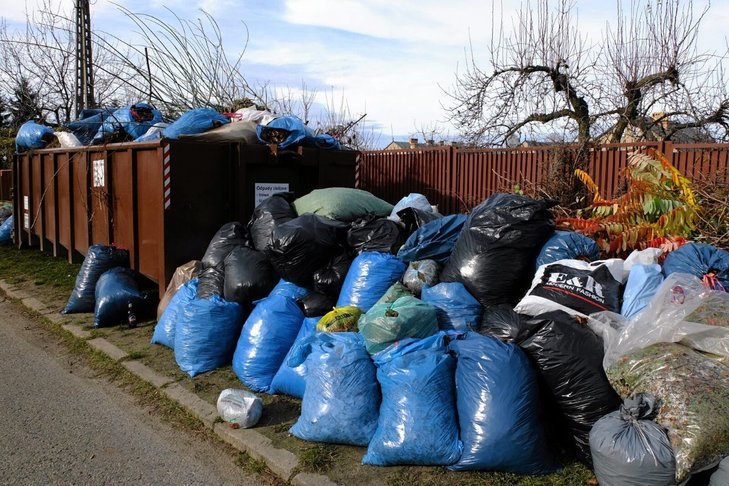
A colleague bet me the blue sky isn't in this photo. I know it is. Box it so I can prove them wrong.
[4,0,729,148]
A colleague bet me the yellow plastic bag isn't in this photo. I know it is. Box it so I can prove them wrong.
[317,306,363,332]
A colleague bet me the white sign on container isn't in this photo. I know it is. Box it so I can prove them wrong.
[23,212,29,229]
[23,196,29,210]
[254,183,289,207]
[92,159,105,187]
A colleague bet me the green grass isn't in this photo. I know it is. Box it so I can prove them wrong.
[0,246,79,292]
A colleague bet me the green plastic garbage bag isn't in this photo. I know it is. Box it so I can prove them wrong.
[358,296,438,354]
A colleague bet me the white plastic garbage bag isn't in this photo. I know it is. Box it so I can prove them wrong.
[216,388,263,428]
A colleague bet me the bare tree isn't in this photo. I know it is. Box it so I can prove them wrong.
[448,0,729,147]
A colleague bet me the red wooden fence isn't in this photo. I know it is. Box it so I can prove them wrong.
[358,141,729,214]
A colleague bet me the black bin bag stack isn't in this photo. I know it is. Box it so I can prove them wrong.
[223,246,278,307]
[64,244,130,314]
[197,222,247,299]
[440,193,555,307]
[247,192,297,252]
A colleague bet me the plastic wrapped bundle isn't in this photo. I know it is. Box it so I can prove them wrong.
[268,279,310,300]
[196,265,225,299]
[312,252,351,297]
[358,296,439,355]
[317,306,362,332]
[336,252,406,312]
[620,264,664,318]
[363,333,462,466]
[160,108,229,139]
[296,292,336,317]
[174,295,243,377]
[0,215,13,245]
[232,295,305,392]
[448,333,555,473]
[388,193,433,223]
[223,246,278,307]
[64,244,130,314]
[607,343,729,483]
[536,230,600,267]
[257,115,340,150]
[662,242,729,290]
[289,332,380,446]
[265,214,347,288]
[94,267,147,328]
[201,222,248,269]
[397,214,467,264]
[15,121,54,151]
[396,207,442,235]
[92,103,162,143]
[589,394,675,486]
[402,260,440,296]
[373,282,412,307]
[217,389,263,429]
[269,317,320,398]
[479,305,543,344]
[421,282,482,331]
[441,193,555,307]
[519,310,622,463]
[247,192,296,252]
[293,188,393,223]
[152,279,198,349]
[347,216,405,255]
[157,260,200,319]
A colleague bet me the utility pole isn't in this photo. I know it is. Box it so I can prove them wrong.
[75,0,95,117]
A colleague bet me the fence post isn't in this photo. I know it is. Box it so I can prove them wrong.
[660,141,674,164]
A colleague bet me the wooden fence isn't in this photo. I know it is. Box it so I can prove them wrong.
[357,141,729,214]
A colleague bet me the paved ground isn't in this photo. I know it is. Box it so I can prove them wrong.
[0,297,256,486]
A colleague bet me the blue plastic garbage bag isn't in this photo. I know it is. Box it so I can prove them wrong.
[336,252,406,312]
[64,244,130,314]
[232,295,305,392]
[174,295,243,377]
[152,279,198,349]
[389,193,433,222]
[289,332,380,445]
[421,282,482,331]
[397,214,467,264]
[66,110,111,145]
[161,108,230,140]
[94,267,147,328]
[621,264,664,318]
[663,242,729,291]
[536,230,600,268]
[0,215,13,245]
[268,316,320,398]
[92,103,163,143]
[448,333,556,473]
[257,115,340,150]
[363,332,462,466]
[15,121,54,152]
[268,279,310,300]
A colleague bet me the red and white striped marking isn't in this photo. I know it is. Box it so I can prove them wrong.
[354,153,361,189]
[163,144,171,209]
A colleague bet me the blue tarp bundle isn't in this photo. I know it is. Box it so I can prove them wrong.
[93,267,146,328]
[161,108,230,140]
[397,214,467,264]
[448,333,556,473]
[536,230,601,268]
[289,332,380,446]
[662,242,729,291]
[232,295,305,392]
[621,264,664,318]
[92,103,163,143]
[268,316,321,398]
[257,115,340,150]
[0,215,13,245]
[174,295,243,377]
[15,121,54,152]
[421,282,482,331]
[152,279,199,349]
[363,332,462,466]
[336,252,406,312]
[64,244,130,314]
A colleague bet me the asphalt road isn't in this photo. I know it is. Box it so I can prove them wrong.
[0,298,257,486]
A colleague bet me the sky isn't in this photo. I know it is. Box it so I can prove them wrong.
[4,0,729,148]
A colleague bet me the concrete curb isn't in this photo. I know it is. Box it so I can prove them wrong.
[1,279,341,485]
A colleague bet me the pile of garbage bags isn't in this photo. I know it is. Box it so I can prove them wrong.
[14,105,346,152]
[142,187,729,481]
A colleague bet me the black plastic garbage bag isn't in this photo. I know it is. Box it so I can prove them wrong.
[201,222,248,269]
[197,265,225,299]
[440,193,555,307]
[265,214,347,288]
[223,246,278,307]
[479,305,543,343]
[297,292,336,317]
[64,244,130,314]
[397,207,442,235]
[94,267,148,328]
[520,310,621,463]
[247,192,297,252]
[347,216,405,255]
[313,252,352,297]
[590,393,675,486]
